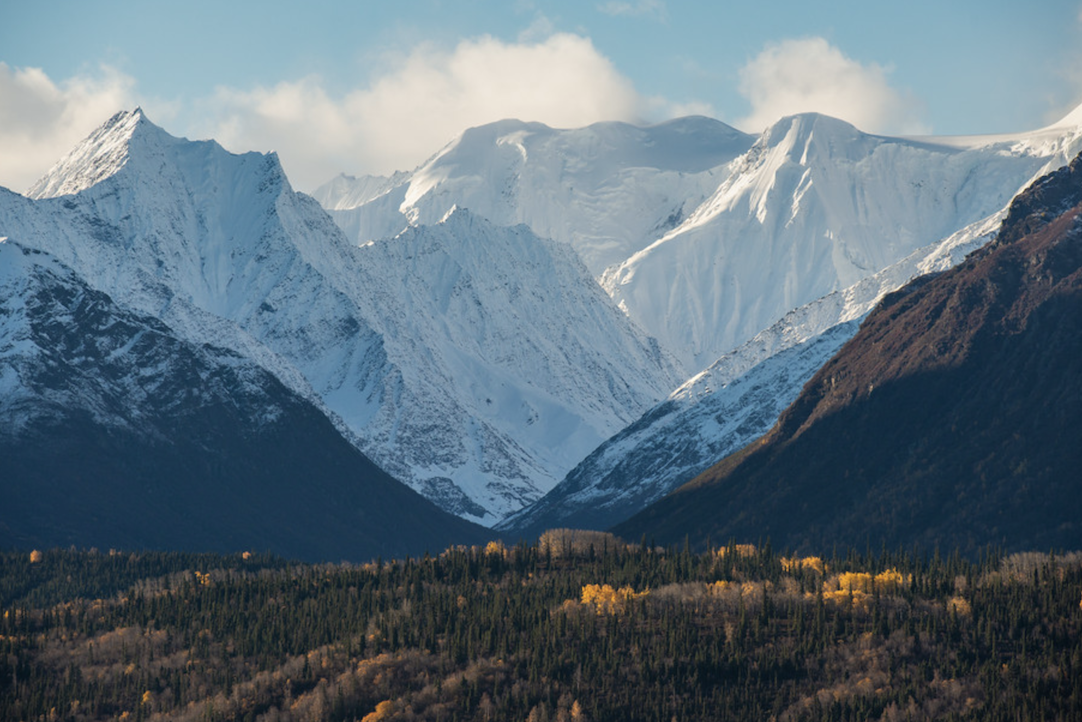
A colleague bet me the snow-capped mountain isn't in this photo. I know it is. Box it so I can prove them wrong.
[0,237,487,560]
[9,104,1082,538]
[320,112,1082,379]
[602,112,1082,372]
[3,110,679,524]
[613,149,1082,555]
[505,112,1082,537]
[315,116,755,275]
[343,210,681,518]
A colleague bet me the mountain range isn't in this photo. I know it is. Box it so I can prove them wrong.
[3,103,1082,557]
[1,110,679,528]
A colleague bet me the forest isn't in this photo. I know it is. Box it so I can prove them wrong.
[2,531,1081,721]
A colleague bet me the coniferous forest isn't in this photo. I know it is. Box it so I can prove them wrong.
[2,533,1081,721]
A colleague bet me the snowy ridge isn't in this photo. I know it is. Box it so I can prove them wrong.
[328,208,682,519]
[27,109,153,199]
[317,117,755,274]
[311,170,413,211]
[602,112,1082,372]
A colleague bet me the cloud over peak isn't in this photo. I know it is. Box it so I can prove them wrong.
[736,37,927,136]
[203,33,646,189]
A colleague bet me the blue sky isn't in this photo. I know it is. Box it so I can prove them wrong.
[3,0,1082,191]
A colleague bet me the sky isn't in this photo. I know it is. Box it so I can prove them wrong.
[3,0,1082,192]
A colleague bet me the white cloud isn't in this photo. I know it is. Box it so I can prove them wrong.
[0,63,139,192]
[202,33,647,190]
[598,0,667,19]
[736,37,927,135]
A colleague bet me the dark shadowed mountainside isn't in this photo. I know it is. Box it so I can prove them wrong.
[0,242,488,561]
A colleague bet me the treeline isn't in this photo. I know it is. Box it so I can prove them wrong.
[1,535,1081,721]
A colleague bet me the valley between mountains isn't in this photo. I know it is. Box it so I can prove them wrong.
[3,104,1082,560]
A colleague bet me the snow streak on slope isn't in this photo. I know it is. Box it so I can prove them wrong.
[4,110,680,524]
[602,113,1077,372]
[317,117,755,275]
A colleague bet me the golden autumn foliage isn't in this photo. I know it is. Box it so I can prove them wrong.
[29,549,43,563]
[580,584,648,613]
[362,699,396,722]
[716,544,757,559]
[819,569,910,608]
[947,596,972,617]
[484,540,506,558]
[781,556,825,574]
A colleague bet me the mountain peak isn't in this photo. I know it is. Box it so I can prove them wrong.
[1050,100,1082,130]
[27,108,177,199]
[758,112,867,154]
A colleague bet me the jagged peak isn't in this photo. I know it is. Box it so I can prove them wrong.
[27,109,293,201]
[439,204,465,225]
[27,108,178,199]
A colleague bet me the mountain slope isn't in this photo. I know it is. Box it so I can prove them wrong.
[0,239,487,561]
[614,152,1082,555]
[344,209,681,517]
[500,207,1004,538]
[4,110,679,524]
[316,116,755,274]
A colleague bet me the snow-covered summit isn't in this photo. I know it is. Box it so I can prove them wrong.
[601,111,1081,372]
[317,116,755,274]
[27,109,207,199]
[27,109,151,198]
